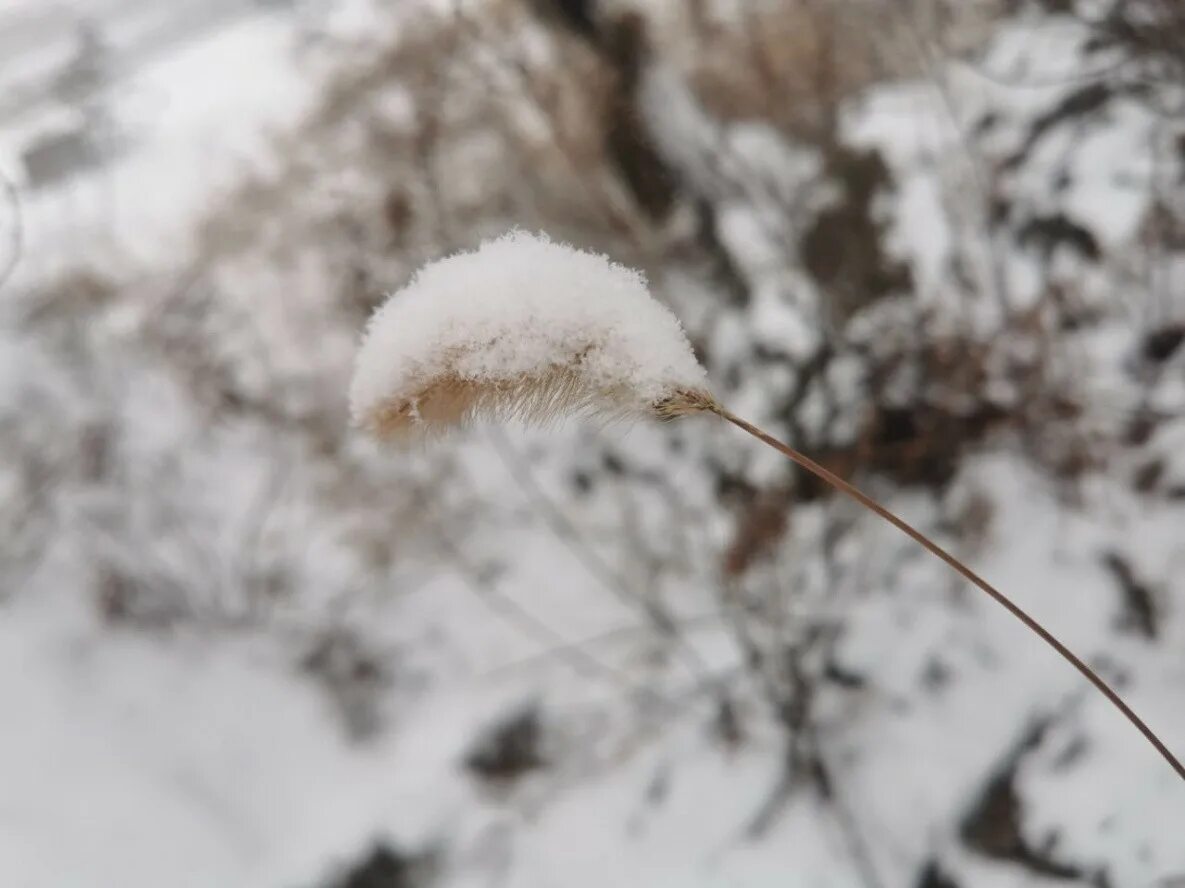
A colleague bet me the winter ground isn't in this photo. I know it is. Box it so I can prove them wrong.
[2,2,1184,887]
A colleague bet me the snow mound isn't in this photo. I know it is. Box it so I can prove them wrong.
[350,231,709,438]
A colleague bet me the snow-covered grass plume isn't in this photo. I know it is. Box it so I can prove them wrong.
[350,231,711,439]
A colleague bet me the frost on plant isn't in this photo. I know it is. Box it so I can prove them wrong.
[350,231,712,439]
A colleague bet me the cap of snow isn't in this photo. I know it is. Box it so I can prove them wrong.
[350,231,710,439]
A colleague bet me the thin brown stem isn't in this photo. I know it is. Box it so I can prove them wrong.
[712,404,1185,784]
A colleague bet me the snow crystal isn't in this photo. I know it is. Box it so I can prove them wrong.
[350,231,709,438]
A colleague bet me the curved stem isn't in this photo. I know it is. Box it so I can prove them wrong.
[713,405,1185,784]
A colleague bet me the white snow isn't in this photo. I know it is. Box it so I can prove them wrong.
[350,231,709,432]
[0,6,315,284]
[5,2,1185,887]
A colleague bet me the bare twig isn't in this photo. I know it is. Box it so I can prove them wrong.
[0,165,22,296]
[417,482,634,689]
[487,426,718,683]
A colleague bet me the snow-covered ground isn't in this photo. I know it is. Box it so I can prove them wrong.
[4,445,1183,887]
[2,1,1184,887]
[0,3,317,283]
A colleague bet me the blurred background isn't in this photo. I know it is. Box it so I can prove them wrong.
[1,0,1184,885]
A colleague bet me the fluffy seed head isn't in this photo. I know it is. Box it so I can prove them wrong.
[350,231,714,440]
